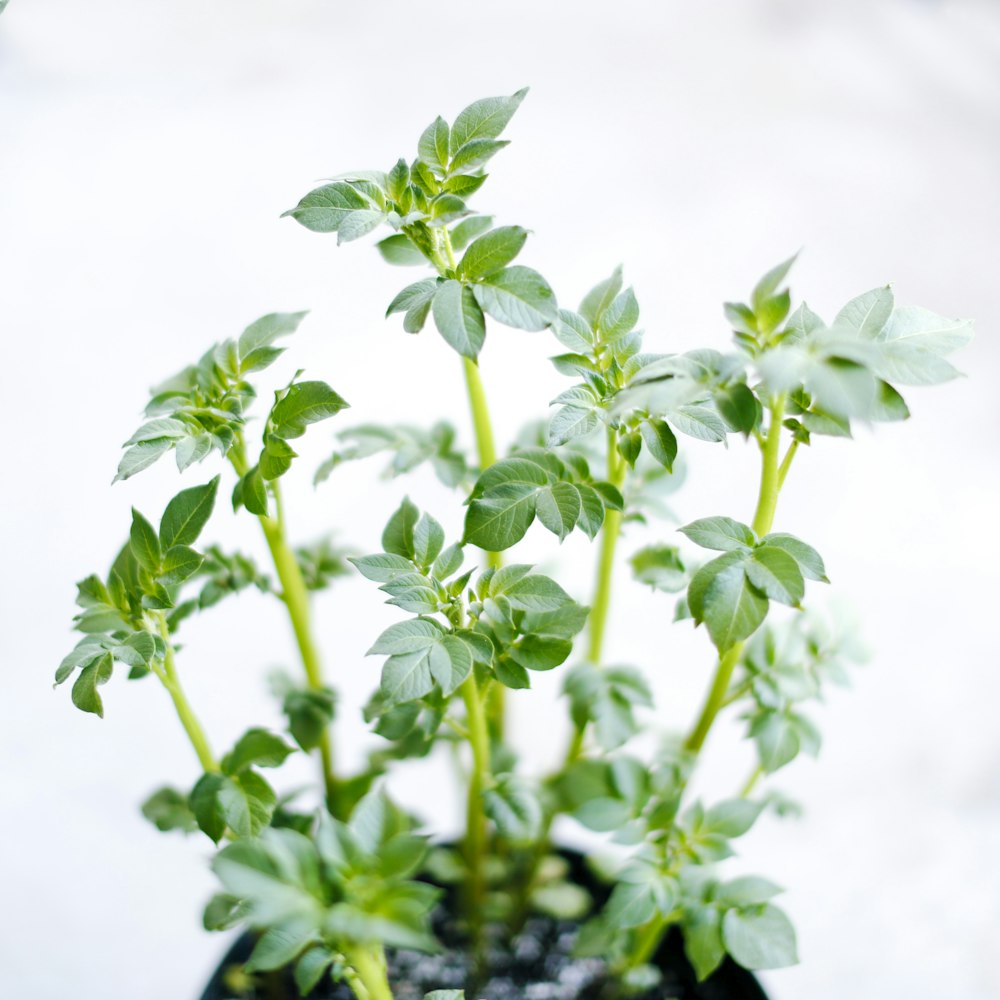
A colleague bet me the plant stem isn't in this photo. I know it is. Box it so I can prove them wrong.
[740,765,763,798]
[153,613,218,772]
[683,395,787,755]
[230,445,339,811]
[460,672,491,954]
[342,945,394,1000]
[564,430,627,765]
[461,358,502,571]
[623,914,668,971]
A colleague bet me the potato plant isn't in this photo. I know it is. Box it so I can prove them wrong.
[57,89,971,998]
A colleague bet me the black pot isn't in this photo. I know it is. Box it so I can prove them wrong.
[199,850,768,1000]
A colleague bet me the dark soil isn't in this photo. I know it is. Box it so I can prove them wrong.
[200,852,767,1000]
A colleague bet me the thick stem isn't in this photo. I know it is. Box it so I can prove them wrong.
[683,395,787,755]
[461,358,502,571]
[342,945,394,1000]
[153,614,218,772]
[460,673,491,952]
[622,914,668,971]
[230,446,339,811]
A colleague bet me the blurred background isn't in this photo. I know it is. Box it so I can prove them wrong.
[2,0,999,997]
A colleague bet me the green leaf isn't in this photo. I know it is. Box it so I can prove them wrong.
[282,686,336,752]
[761,533,829,582]
[223,729,295,775]
[350,553,415,583]
[579,266,623,326]
[284,181,372,233]
[412,513,446,568]
[605,881,659,930]
[238,311,307,363]
[482,774,542,845]
[271,381,349,439]
[190,773,228,843]
[449,88,528,152]
[418,115,451,173]
[160,545,204,585]
[704,799,765,837]
[381,650,435,705]
[683,907,726,981]
[295,946,334,995]
[218,771,277,838]
[70,653,112,717]
[449,138,509,172]
[431,636,474,695]
[337,210,387,243]
[721,904,798,970]
[368,619,444,656]
[114,439,173,482]
[431,280,486,359]
[640,419,677,470]
[130,508,161,572]
[746,546,805,607]
[247,914,319,972]
[598,287,639,339]
[386,278,438,317]
[751,254,797,311]
[834,285,893,336]
[463,481,539,551]
[241,466,269,516]
[630,545,686,592]
[548,405,600,446]
[472,266,557,331]
[459,226,528,280]
[874,306,973,386]
[679,517,755,552]
[159,477,220,549]
[449,216,494,252]
[720,876,784,907]
[501,573,571,612]
[382,497,420,559]
[689,551,768,650]
[508,634,573,672]
[535,483,582,542]
[575,484,606,540]
[141,787,197,833]
[376,234,425,267]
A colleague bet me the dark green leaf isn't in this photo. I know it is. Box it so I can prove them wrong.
[449,88,528,152]
[159,477,220,549]
[459,226,528,280]
[432,280,486,359]
[130,508,161,572]
[472,266,557,331]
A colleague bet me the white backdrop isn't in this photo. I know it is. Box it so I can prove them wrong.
[2,1,999,997]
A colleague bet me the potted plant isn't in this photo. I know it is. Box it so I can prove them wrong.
[56,89,971,1000]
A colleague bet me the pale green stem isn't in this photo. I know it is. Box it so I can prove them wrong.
[342,945,393,1000]
[153,613,218,772]
[740,765,763,798]
[460,673,491,954]
[230,445,339,810]
[684,395,787,755]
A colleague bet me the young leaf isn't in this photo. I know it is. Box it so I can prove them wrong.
[721,904,798,970]
[130,509,162,573]
[689,551,768,650]
[746,546,805,607]
[71,653,113,717]
[431,280,486,359]
[472,266,557,331]
[535,483,582,542]
[449,88,528,153]
[761,533,829,582]
[680,517,756,552]
[459,226,528,280]
[270,382,349,439]
[418,115,451,173]
[223,729,296,775]
[159,477,220,549]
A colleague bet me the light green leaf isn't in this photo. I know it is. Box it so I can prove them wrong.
[535,483,582,542]
[548,405,600,446]
[873,306,973,386]
[284,181,371,233]
[238,312,307,361]
[459,226,528,280]
[463,481,539,551]
[760,533,828,582]
[504,573,573,612]
[689,551,768,650]
[680,517,755,552]
[271,381,349,440]
[483,774,542,845]
[721,904,798,970]
[380,650,435,705]
[432,280,486,359]
[418,115,451,173]
[368,618,444,656]
[449,88,528,152]
[473,266,557,331]
[382,497,420,559]
[751,254,797,311]
[376,234,425,267]
[160,545,204,585]
[350,553,415,583]
[579,266,623,327]
[640,419,678,470]
[834,285,893,336]
[747,546,805,607]
[412,513,445,567]
[71,653,113,717]
[130,508,161,572]
[223,729,295,775]
[159,477,220,549]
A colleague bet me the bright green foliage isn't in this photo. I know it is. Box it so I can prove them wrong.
[57,91,972,998]
[286,90,557,359]
[116,314,307,481]
[210,788,439,979]
[682,518,826,650]
[463,448,623,549]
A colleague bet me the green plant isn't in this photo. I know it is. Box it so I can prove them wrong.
[58,89,971,997]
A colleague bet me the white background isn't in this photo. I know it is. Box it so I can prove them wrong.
[2,1,999,997]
